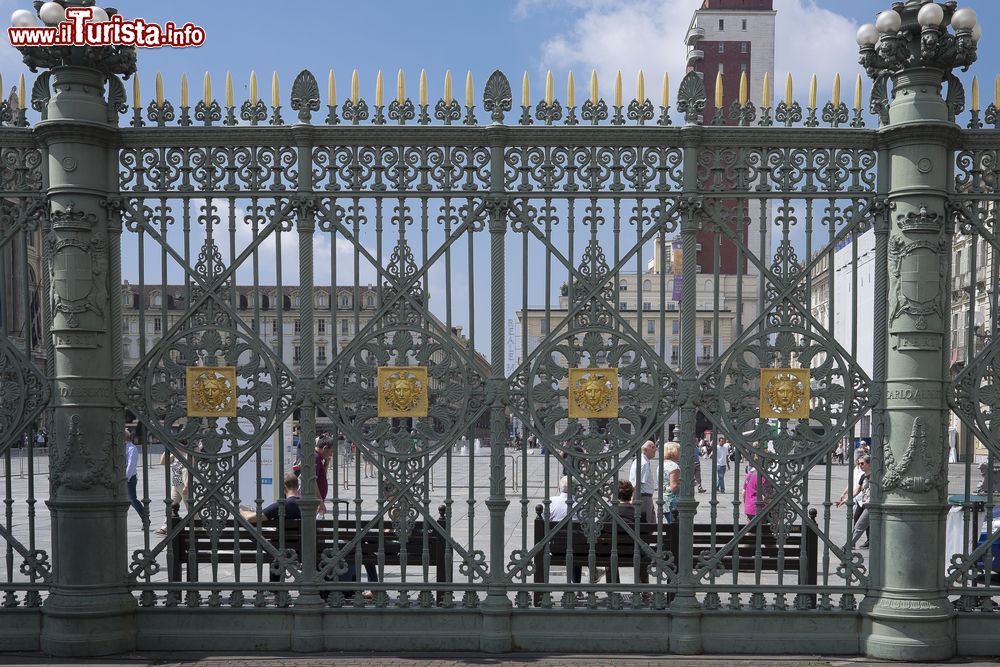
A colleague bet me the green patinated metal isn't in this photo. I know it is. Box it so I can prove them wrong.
[0,0,998,660]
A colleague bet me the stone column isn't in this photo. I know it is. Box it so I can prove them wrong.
[862,65,958,665]
[38,66,135,656]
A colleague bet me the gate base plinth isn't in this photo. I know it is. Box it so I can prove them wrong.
[41,590,136,657]
[862,600,955,662]
[479,593,513,653]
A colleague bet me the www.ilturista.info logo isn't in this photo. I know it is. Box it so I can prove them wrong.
[8,7,205,48]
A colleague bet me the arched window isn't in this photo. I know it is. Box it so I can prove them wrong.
[642,280,652,291]
[150,291,161,307]
[340,293,351,308]
[316,291,328,308]
[238,294,248,310]
[366,294,375,308]
[292,292,300,309]
[261,294,270,310]
[283,294,292,310]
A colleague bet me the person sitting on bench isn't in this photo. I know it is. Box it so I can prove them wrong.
[240,473,301,524]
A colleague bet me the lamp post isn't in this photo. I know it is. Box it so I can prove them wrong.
[858,1,978,660]
[9,0,137,657]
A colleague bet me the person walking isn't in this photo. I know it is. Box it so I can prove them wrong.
[715,437,731,494]
[662,442,681,524]
[156,450,190,535]
[836,454,872,549]
[124,428,145,524]
[743,463,767,521]
[693,437,705,493]
[628,440,658,522]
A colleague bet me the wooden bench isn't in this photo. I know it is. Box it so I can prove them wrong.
[168,504,449,585]
[532,504,818,602]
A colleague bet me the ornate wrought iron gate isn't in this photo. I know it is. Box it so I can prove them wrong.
[1,0,999,658]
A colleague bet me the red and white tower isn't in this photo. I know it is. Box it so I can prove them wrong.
[686,0,776,274]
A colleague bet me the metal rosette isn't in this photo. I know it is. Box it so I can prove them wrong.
[321,241,487,460]
[509,241,676,462]
[124,325,296,459]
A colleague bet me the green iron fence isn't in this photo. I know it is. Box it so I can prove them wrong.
[0,0,998,658]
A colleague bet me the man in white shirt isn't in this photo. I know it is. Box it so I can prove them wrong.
[548,476,571,521]
[546,476,581,583]
[716,437,731,493]
[124,429,145,523]
[628,440,658,522]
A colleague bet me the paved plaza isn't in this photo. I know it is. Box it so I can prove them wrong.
[1,448,986,588]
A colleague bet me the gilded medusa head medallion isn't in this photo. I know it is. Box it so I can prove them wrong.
[759,368,810,419]
[377,366,429,417]
[185,366,238,418]
[568,368,618,419]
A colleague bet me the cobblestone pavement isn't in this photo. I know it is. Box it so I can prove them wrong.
[1,654,999,666]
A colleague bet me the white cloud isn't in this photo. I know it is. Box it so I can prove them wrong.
[533,0,863,108]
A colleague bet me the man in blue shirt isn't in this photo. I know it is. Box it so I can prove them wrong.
[124,429,145,522]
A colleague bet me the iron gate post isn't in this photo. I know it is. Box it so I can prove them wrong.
[481,124,513,652]
[36,65,136,656]
[671,120,704,654]
[858,0,977,659]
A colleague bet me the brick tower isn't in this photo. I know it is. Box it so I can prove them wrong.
[685,0,776,274]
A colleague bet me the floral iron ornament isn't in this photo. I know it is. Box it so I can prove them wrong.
[185,366,237,418]
[378,366,428,417]
[760,368,810,420]
[568,368,618,419]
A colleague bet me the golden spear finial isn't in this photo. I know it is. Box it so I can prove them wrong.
[465,71,473,108]
[419,69,427,107]
[637,69,645,103]
[567,71,575,107]
[396,69,405,104]
[226,71,233,108]
[853,74,862,111]
[132,74,141,109]
[327,70,335,106]
[739,71,748,106]
[832,72,841,107]
[808,74,817,108]
[661,72,669,108]
[522,71,530,107]
[203,72,212,106]
[972,76,980,112]
[250,71,258,105]
[715,70,723,109]
[590,70,598,105]
[785,73,793,107]
[614,70,622,107]
[444,70,453,105]
[545,70,553,105]
[351,69,359,104]
[762,72,771,108]
[375,70,384,107]
[155,71,164,106]
[271,71,279,108]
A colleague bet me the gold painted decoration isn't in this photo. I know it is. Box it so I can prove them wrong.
[378,366,429,417]
[186,366,238,417]
[568,368,618,418]
[759,368,810,419]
